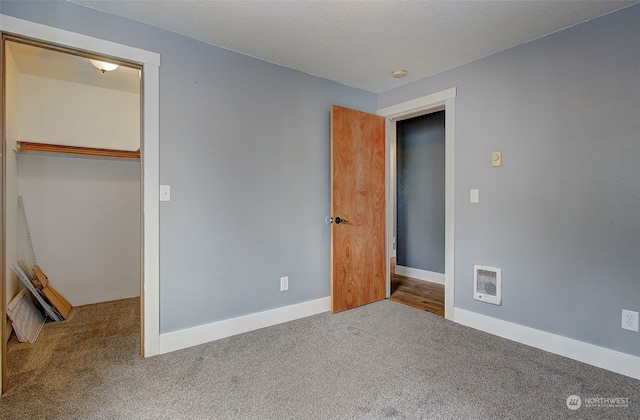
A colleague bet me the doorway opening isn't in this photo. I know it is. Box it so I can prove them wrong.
[378,87,457,321]
[389,109,445,316]
[1,32,148,393]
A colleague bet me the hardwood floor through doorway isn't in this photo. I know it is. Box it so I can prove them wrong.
[389,258,444,316]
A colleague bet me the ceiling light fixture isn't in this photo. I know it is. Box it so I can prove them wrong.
[392,69,407,79]
[90,59,119,73]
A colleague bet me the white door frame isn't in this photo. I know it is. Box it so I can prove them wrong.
[0,15,160,366]
[377,87,456,320]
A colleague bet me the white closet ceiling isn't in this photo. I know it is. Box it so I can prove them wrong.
[8,41,140,94]
[71,0,637,93]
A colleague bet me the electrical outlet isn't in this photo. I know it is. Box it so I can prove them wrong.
[621,309,639,332]
[280,276,288,291]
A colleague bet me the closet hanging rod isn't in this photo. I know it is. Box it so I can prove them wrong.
[17,141,140,159]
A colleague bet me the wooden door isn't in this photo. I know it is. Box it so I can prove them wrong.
[331,105,386,313]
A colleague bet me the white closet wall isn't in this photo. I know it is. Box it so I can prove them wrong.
[15,72,141,306]
[18,74,139,150]
[5,46,20,319]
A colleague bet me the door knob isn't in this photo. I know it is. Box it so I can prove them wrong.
[334,216,349,224]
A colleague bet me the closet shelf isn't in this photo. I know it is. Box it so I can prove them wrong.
[17,141,140,159]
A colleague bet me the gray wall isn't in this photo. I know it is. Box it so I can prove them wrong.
[380,5,640,356]
[396,111,445,273]
[1,1,376,334]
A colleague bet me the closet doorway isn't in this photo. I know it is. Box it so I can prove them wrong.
[2,36,143,391]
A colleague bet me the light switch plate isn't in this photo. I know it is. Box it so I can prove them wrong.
[470,189,479,203]
[491,151,502,167]
[160,185,171,202]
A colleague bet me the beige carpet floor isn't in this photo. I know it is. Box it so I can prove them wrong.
[5,298,139,395]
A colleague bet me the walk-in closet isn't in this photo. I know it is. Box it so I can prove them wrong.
[3,37,142,387]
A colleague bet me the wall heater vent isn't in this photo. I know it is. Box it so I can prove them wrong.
[474,265,502,305]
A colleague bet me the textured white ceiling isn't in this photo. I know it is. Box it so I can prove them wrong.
[72,0,637,93]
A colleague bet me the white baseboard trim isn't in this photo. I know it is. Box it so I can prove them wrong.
[159,296,331,354]
[454,308,640,380]
[395,265,445,285]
